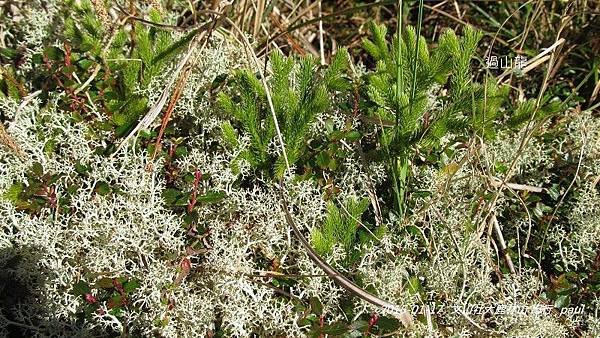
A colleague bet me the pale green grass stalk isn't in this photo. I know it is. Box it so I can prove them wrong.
[388,0,424,220]
[388,0,404,217]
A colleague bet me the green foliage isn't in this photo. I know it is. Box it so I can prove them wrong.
[507,96,564,129]
[362,23,508,218]
[218,50,349,177]
[58,0,195,138]
[3,0,598,335]
[363,22,507,151]
[72,275,141,321]
[63,2,104,55]
[311,197,383,264]
[363,22,446,148]
[2,162,63,215]
[161,188,225,207]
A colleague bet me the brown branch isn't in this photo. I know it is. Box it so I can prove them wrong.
[149,66,191,162]
[0,123,25,159]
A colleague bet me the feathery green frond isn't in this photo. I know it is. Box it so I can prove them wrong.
[220,51,348,177]
[310,197,371,265]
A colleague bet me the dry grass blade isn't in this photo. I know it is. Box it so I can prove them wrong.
[423,3,509,46]
[149,66,193,163]
[0,123,25,160]
[489,177,544,193]
[491,214,516,274]
[269,10,308,56]
[478,8,569,246]
[258,1,393,56]
[497,38,565,82]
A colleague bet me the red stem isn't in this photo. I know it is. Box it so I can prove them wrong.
[187,169,202,213]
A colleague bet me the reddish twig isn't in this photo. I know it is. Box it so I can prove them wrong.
[187,169,202,213]
[318,314,325,338]
[150,66,192,162]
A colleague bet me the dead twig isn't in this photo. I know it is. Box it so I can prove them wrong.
[269,10,307,56]
[0,90,42,160]
[491,214,516,274]
[497,38,565,83]
[489,177,544,193]
[149,65,192,163]
[0,123,25,159]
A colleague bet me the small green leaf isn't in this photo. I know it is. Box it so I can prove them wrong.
[2,182,23,203]
[315,152,330,169]
[0,47,18,59]
[31,162,44,177]
[328,158,338,171]
[376,316,401,332]
[95,181,111,196]
[113,96,148,137]
[345,130,361,142]
[175,146,189,158]
[44,46,64,61]
[324,119,335,134]
[210,73,228,91]
[107,294,123,309]
[162,188,183,205]
[547,184,561,200]
[320,322,348,335]
[309,297,323,316]
[554,295,571,309]
[196,191,226,204]
[77,59,95,70]
[95,277,114,289]
[123,279,141,293]
[75,162,89,175]
[407,276,423,295]
[31,53,43,64]
[297,317,312,327]
[72,281,91,295]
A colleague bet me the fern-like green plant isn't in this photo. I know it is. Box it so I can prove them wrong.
[507,95,564,129]
[362,22,507,217]
[62,0,195,137]
[218,50,349,177]
[364,22,508,150]
[311,197,383,265]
